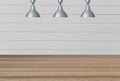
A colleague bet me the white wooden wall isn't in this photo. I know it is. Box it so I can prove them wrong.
[0,0,120,55]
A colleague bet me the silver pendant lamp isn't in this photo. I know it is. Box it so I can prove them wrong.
[81,0,95,18]
[26,0,40,17]
[53,0,68,17]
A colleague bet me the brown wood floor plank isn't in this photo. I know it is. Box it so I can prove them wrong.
[0,55,120,81]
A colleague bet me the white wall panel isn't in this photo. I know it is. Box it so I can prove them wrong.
[0,16,119,24]
[0,0,119,5]
[0,24,119,32]
[0,6,119,15]
[0,32,116,41]
[0,0,120,54]
[0,41,115,49]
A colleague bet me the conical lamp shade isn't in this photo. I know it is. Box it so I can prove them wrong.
[26,5,40,17]
[81,5,95,17]
[53,0,67,17]
[53,5,67,17]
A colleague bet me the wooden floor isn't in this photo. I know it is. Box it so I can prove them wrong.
[0,55,120,81]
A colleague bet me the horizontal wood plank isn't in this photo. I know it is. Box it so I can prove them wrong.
[0,55,120,81]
